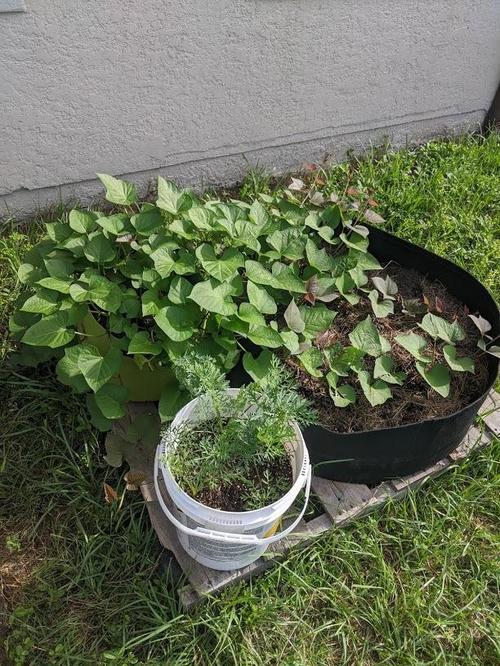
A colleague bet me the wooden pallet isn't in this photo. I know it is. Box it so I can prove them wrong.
[139,390,499,611]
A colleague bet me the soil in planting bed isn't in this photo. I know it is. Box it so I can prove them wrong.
[286,263,490,434]
[168,420,293,512]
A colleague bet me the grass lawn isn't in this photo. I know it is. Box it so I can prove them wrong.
[1,133,499,665]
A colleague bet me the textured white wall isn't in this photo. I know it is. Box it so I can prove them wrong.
[1,0,499,217]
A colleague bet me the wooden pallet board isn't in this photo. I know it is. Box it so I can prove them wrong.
[139,390,499,611]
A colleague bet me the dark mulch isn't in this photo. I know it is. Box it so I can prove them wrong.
[286,263,490,433]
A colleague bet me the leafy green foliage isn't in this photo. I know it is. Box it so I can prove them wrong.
[11,171,483,429]
[419,313,465,344]
[349,316,390,357]
[394,332,432,363]
[443,345,475,373]
[416,362,451,397]
[357,370,392,407]
[97,173,138,206]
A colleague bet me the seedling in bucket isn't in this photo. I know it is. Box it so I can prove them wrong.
[154,353,316,570]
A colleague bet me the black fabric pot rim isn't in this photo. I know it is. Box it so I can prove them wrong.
[313,386,493,437]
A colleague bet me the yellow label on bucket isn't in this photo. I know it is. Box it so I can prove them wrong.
[263,518,282,538]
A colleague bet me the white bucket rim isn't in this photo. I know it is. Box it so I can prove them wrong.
[159,389,310,521]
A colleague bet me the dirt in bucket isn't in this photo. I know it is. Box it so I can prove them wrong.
[285,263,491,434]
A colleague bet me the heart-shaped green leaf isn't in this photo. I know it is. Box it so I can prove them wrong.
[168,276,192,304]
[305,238,335,272]
[443,345,474,373]
[18,263,45,285]
[324,345,365,376]
[373,355,405,385]
[245,260,278,288]
[299,304,336,338]
[94,383,128,419]
[187,206,215,230]
[352,251,381,271]
[327,378,356,408]
[316,276,339,303]
[418,313,465,344]
[128,331,162,355]
[83,234,116,264]
[348,265,368,288]
[157,177,192,214]
[44,257,74,279]
[150,246,176,278]
[247,281,277,315]
[154,304,200,341]
[349,316,390,357]
[21,289,60,315]
[284,298,305,333]
[242,349,274,383]
[298,347,324,377]
[357,370,392,406]
[336,272,360,305]
[96,214,130,236]
[246,324,283,348]
[339,231,369,252]
[272,264,306,293]
[196,244,244,281]
[22,312,75,348]
[249,200,270,234]
[416,361,450,397]
[267,229,306,260]
[280,330,300,353]
[131,208,164,235]
[97,173,137,206]
[77,345,123,392]
[56,345,90,393]
[189,279,237,316]
[69,210,98,234]
[368,289,394,318]
[159,387,189,423]
[394,332,432,363]
[87,275,122,313]
[238,302,266,326]
[86,394,113,432]
[320,205,342,229]
[371,275,398,300]
[37,277,72,294]
[46,221,72,243]
[173,249,197,276]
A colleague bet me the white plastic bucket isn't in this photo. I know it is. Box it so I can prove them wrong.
[153,389,312,571]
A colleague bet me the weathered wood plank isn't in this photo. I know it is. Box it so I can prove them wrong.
[304,512,333,536]
[448,424,492,461]
[178,585,202,610]
[334,483,406,526]
[311,476,340,520]
[390,457,450,492]
[480,390,500,437]
[331,480,373,509]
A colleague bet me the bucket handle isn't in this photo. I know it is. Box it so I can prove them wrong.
[153,447,312,546]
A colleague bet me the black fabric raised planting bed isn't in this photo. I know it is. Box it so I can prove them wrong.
[303,227,499,483]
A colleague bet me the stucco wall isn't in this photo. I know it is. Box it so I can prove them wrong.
[1,0,499,218]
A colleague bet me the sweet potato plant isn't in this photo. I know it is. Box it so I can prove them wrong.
[10,173,498,431]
